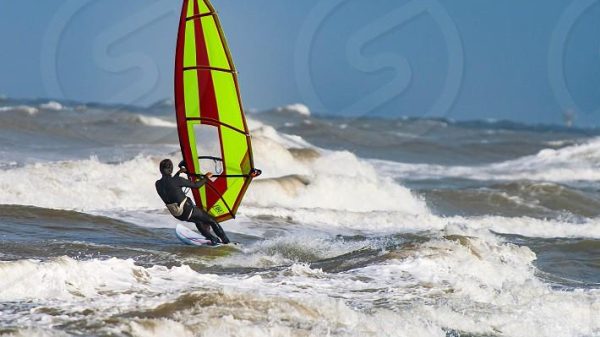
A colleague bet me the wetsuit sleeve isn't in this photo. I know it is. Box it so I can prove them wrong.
[175,176,207,189]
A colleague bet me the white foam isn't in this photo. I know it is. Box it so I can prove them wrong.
[212,231,371,268]
[0,113,431,219]
[136,115,177,128]
[2,108,599,336]
[249,151,427,214]
[375,235,600,337]
[128,320,194,337]
[1,121,599,238]
[0,105,39,115]
[276,103,311,116]
[0,257,441,336]
[248,123,428,215]
[0,257,141,301]
[454,215,600,239]
[375,136,600,182]
[1,235,597,337]
[0,156,165,212]
[39,101,64,111]
[239,203,600,238]
[251,122,314,150]
[0,330,70,337]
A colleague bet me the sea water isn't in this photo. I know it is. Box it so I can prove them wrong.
[0,99,598,337]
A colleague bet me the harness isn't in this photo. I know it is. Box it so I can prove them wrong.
[166,197,193,220]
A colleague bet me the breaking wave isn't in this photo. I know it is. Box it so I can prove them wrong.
[0,233,598,337]
[376,136,600,182]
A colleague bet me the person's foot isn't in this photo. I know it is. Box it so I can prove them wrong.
[215,230,230,244]
[203,234,220,246]
[211,223,230,244]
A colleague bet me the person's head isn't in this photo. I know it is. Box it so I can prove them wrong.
[159,159,173,176]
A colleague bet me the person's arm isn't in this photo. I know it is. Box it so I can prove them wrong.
[176,176,205,189]
[176,172,213,189]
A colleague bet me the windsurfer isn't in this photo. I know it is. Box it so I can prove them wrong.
[155,159,231,245]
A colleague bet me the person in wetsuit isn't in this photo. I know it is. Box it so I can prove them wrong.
[155,159,230,245]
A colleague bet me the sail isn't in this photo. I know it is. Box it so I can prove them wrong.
[174,0,255,222]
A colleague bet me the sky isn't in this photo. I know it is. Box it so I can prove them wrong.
[0,0,599,125]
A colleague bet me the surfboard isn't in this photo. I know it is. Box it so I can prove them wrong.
[174,0,260,223]
[175,223,222,247]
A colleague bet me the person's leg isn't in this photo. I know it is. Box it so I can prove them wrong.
[209,220,230,244]
[191,208,231,244]
[195,223,220,245]
[187,208,220,244]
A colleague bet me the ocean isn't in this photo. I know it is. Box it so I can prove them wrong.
[0,98,598,337]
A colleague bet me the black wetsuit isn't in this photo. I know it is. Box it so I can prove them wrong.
[155,173,230,244]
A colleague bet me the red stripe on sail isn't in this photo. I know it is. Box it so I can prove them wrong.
[193,1,217,122]
[175,0,194,168]
[175,0,188,153]
[193,1,228,212]
[176,0,202,204]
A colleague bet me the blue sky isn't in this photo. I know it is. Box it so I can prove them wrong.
[0,0,599,125]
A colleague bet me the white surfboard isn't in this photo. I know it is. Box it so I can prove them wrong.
[175,224,221,247]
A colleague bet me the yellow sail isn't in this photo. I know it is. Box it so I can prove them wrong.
[174,0,256,222]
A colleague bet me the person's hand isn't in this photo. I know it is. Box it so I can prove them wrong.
[205,172,214,179]
[250,168,262,178]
